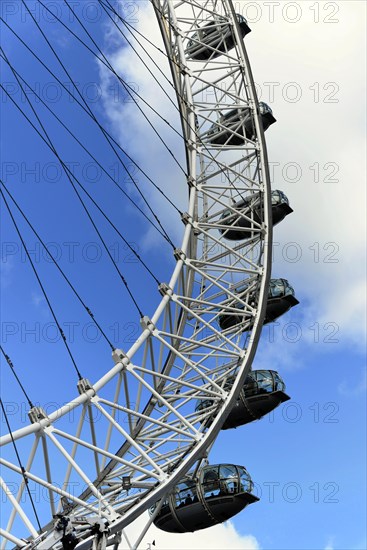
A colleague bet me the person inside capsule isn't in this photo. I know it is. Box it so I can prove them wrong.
[202,468,220,498]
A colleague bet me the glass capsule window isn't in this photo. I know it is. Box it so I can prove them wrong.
[259,102,273,115]
[221,204,239,222]
[209,106,252,138]
[222,107,250,127]
[219,464,239,494]
[254,371,274,393]
[201,466,221,498]
[284,280,296,297]
[271,190,289,206]
[220,370,286,396]
[187,20,219,47]
[276,190,290,205]
[196,398,215,412]
[243,370,286,395]
[223,375,235,392]
[238,466,254,493]
[174,480,198,509]
[199,22,219,40]
[187,14,248,55]
[201,464,251,498]
[268,278,295,299]
[273,372,286,391]
[226,109,242,123]
[161,497,170,513]
[236,14,247,23]
[243,373,258,397]
[221,190,288,224]
[220,193,256,221]
[221,209,233,223]
[228,278,257,299]
[195,370,287,417]
[271,191,281,205]
[268,278,286,298]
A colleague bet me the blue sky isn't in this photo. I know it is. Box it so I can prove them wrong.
[1,1,366,549]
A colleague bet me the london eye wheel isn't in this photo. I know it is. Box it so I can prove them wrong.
[0,1,298,548]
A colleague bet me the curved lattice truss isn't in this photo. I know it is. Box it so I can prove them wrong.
[0,1,273,548]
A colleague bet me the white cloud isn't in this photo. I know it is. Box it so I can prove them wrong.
[118,513,260,550]
[251,4,367,350]
[338,368,367,397]
[96,4,364,549]
[98,1,187,250]
[0,255,14,289]
[98,1,366,355]
[31,292,45,307]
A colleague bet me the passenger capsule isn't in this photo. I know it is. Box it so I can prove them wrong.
[186,14,251,61]
[220,190,293,240]
[219,278,299,331]
[151,464,258,533]
[196,370,290,429]
[207,102,276,145]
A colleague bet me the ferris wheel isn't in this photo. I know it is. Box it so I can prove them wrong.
[0,1,299,549]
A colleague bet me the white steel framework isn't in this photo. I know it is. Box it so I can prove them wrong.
[0,1,273,548]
